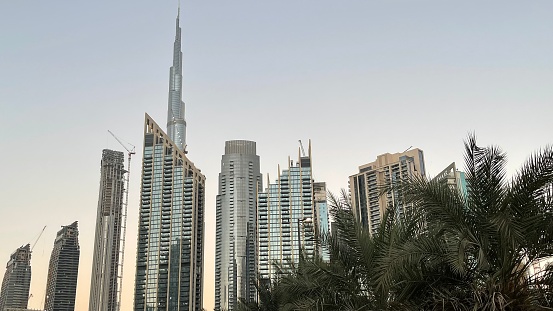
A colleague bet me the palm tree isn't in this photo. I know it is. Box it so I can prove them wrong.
[384,134,553,310]
[245,134,553,310]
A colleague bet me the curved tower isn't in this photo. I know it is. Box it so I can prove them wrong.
[215,141,262,311]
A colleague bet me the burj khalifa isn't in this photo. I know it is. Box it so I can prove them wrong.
[166,9,187,152]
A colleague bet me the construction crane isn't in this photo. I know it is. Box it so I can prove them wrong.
[30,225,46,252]
[108,130,135,311]
[298,140,306,157]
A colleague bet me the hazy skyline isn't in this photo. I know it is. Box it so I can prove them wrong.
[1,1,552,311]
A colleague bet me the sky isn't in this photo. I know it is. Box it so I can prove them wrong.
[0,1,552,310]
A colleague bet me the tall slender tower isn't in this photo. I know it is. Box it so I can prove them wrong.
[88,149,126,311]
[133,114,205,311]
[166,8,186,152]
[215,141,262,311]
[0,245,31,311]
[44,221,80,311]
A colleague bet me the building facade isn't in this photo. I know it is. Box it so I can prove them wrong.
[215,141,262,311]
[433,162,467,197]
[89,150,126,311]
[349,149,426,234]
[258,142,327,281]
[0,245,32,311]
[133,114,205,311]
[44,222,80,311]
[313,182,329,261]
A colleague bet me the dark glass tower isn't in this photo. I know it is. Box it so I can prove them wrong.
[44,221,80,311]
[215,141,262,311]
[133,114,205,311]
[0,245,31,311]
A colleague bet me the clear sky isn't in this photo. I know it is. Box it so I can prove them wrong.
[1,1,552,310]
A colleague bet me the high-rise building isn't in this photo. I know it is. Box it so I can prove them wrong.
[257,142,327,281]
[166,9,186,152]
[89,150,126,311]
[44,222,80,311]
[0,245,32,311]
[215,141,262,311]
[349,149,426,234]
[433,162,467,197]
[133,114,205,311]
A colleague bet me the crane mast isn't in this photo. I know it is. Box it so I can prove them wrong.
[108,130,135,311]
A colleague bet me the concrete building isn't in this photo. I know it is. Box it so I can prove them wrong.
[257,141,327,281]
[433,162,467,197]
[44,222,80,311]
[349,149,426,234]
[0,245,32,311]
[88,150,126,311]
[133,114,205,311]
[215,140,262,311]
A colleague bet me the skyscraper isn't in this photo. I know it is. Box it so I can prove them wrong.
[166,9,186,152]
[257,142,327,281]
[0,245,31,311]
[215,141,262,311]
[44,222,80,311]
[349,149,426,234]
[133,114,205,311]
[89,149,126,311]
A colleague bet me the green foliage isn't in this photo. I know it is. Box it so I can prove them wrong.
[243,134,553,311]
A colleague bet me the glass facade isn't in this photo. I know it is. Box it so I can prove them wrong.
[215,141,261,311]
[134,114,205,311]
[166,12,186,152]
[258,143,327,281]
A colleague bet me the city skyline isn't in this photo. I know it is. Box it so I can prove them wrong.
[1,1,552,311]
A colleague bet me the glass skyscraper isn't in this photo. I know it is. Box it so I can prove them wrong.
[44,222,80,311]
[133,114,205,311]
[215,140,261,311]
[257,141,327,281]
[89,149,126,311]
[0,245,31,311]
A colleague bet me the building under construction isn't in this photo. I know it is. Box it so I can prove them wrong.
[88,149,126,311]
[44,221,80,311]
[0,245,32,311]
